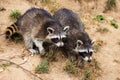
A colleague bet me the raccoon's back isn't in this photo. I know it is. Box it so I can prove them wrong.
[16,8,53,34]
[16,8,52,37]
[53,8,85,32]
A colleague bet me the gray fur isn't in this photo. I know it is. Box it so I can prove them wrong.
[53,8,94,66]
[12,8,68,55]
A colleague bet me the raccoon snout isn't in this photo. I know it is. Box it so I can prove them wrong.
[83,56,92,62]
[88,59,91,63]
[55,41,64,47]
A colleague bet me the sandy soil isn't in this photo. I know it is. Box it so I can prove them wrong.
[0,0,120,80]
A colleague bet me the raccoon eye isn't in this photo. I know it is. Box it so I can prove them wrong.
[62,37,67,42]
[79,52,86,58]
[51,38,59,43]
[89,52,93,56]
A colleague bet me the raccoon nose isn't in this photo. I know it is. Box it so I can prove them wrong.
[88,59,91,63]
[60,42,64,46]
[56,41,64,47]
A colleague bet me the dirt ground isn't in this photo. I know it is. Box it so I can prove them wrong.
[0,0,120,80]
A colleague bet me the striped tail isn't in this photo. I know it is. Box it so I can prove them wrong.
[5,23,18,39]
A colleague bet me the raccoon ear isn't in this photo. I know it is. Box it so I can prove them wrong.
[91,39,96,44]
[63,26,70,32]
[47,27,54,34]
[77,40,83,47]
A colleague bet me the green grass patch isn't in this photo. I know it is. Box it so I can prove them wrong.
[10,10,22,21]
[43,43,58,62]
[94,15,106,22]
[64,60,79,75]
[83,71,91,80]
[35,60,49,74]
[105,0,116,11]
[110,20,119,29]
[46,49,57,62]
[63,58,101,79]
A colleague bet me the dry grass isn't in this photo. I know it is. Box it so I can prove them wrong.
[80,59,101,80]
[96,27,109,34]
[0,62,12,70]
[104,0,117,12]
[0,48,4,53]
[83,70,91,80]
[94,40,105,53]
[35,60,49,74]
[50,1,60,13]
[41,0,51,5]
[34,47,58,74]
[63,59,101,80]
[64,60,79,75]
[117,41,120,46]
[45,49,58,62]
[43,44,59,62]
[116,77,120,80]
[114,59,120,64]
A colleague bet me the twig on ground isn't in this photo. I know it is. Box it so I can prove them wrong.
[0,59,43,80]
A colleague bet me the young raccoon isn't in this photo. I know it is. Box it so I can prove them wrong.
[53,8,95,64]
[5,8,69,55]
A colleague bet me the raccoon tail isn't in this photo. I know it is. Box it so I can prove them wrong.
[5,23,19,39]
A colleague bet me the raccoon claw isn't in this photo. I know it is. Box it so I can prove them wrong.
[29,49,38,56]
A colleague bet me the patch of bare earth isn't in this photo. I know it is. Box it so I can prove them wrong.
[0,0,120,80]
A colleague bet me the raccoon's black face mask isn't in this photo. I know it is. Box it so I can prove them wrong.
[46,26,69,47]
[79,52,93,62]
[74,40,95,62]
[51,37,67,43]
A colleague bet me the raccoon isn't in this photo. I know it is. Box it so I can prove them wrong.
[5,8,69,55]
[53,8,95,64]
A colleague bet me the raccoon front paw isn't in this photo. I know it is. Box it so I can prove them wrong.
[29,49,38,56]
[40,49,45,55]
